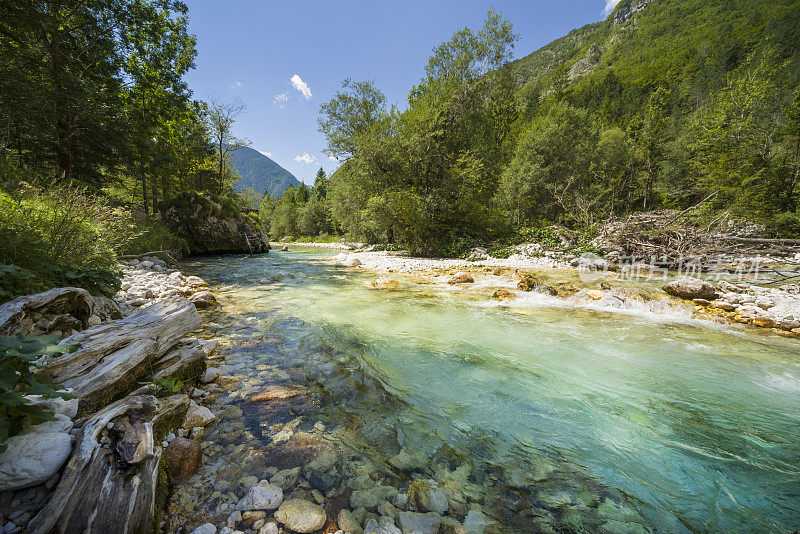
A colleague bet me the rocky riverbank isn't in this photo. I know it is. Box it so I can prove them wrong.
[325,249,800,338]
[0,255,223,533]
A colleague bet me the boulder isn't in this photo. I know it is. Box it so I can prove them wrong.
[335,254,362,267]
[186,276,207,287]
[191,524,217,534]
[397,511,442,534]
[662,277,716,300]
[164,438,202,478]
[0,431,73,491]
[236,483,283,511]
[447,273,474,285]
[274,499,326,533]
[159,191,269,255]
[516,275,538,292]
[190,291,217,309]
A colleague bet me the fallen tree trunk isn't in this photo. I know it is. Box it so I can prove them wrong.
[41,297,201,415]
[27,394,190,534]
[0,287,94,336]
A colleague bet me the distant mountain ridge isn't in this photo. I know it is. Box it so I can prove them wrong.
[229,146,301,198]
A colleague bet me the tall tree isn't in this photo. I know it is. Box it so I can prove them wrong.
[207,96,247,194]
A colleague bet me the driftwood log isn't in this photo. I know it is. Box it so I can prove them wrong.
[27,394,190,534]
[0,287,94,336]
[41,297,201,415]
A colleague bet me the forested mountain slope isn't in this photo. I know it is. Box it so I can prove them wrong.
[229,146,301,197]
[511,0,800,124]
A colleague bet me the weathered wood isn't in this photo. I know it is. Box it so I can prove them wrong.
[151,337,207,384]
[41,297,201,415]
[0,287,93,336]
[27,394,190,534]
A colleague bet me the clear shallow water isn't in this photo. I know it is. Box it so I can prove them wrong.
[180,248,800,533]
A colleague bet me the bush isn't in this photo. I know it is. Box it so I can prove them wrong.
[0,335,77,453]
[0,184,123,302]
[770,211,800,238]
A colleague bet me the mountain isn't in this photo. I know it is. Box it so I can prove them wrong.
[229,146,302,197]
[510,0,800,121]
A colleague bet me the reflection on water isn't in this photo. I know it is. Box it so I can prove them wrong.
[169,248,800,534]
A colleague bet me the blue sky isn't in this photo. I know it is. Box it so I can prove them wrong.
[185,0,621,184]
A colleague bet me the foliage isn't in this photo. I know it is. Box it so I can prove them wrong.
[0,335,77,453]
[770,211,800,237]
[140,377,184,398]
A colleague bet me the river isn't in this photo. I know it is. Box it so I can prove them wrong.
[169,247,800,533]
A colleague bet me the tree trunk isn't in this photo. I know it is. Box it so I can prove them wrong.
[42,297,201,415]
[27,394,191,534]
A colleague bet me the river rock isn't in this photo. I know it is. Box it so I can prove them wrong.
[408,479,448,514]
[388,446,428,472]
[463,509,486,534]
[236,483,283,511]
[186,276,207,287]
[0,431,73,490]
[190,291,217,309]
[258,522,279,534]
[191,524,217,534]
[183,401,216,428]
[274,499,326,533]
[200,366,221,384]
[339,509,364,534]
[270,467,300,490]
[335,254,362,267]
[372,277,400,289]
[365,517,401,534]
[662,277,716,300]
[447,273,474,284]
[397,511,442,534]
[492,289,516,301]
[164,437,202,478]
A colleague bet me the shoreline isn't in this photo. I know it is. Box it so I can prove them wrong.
[301,245,800,339]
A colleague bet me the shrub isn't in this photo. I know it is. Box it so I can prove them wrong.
[0,335,77,453]
[770,211,800,238]
[0,184,123,302]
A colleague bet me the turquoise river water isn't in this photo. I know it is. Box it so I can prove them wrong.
[177,247,800,534]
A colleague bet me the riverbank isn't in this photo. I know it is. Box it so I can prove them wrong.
[0,256,224,533]
[317,247,800,338]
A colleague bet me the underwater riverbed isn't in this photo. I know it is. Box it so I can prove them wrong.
[169,247,800,534]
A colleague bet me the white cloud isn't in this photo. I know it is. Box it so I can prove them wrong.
[273,93,288,109]
[290,74,312,100]
[230,80,243,89]
[603,0,620,14]
[294,153,317,165]
[328,155,338,162]
[258,150,273,158]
